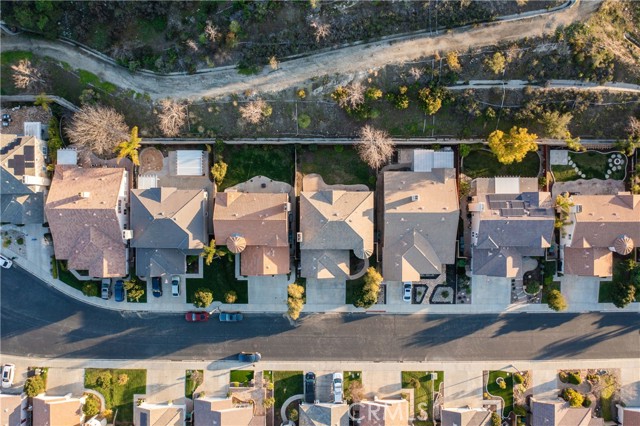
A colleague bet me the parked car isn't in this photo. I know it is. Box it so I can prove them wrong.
[403,282,412,303]
[114,280,125,302]
[304,372,316,404]
[185,311,210,322]
[171,275,180,297]
[2,364,15,388]
[0,255,13,269]
[151,277,162,297]
[219,312,244,322]
[2,114,10,120]
[101,280,112,300]
[238,352,261,363]
[332,372,343,403]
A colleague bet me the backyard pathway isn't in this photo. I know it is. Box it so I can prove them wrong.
[0,0,604,100]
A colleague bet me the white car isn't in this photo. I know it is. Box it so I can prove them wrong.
[2,364,15,388]
[171,275,181,297]
[403,282,412,303]
[332,372,343,403]
[0,255,13,269]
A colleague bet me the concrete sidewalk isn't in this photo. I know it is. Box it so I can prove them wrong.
[2,224,638,315]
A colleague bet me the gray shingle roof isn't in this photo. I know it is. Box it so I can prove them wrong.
[299,403,349,426]
[136,248,190,278]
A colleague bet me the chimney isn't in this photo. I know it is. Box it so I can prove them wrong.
[79,192,90,198]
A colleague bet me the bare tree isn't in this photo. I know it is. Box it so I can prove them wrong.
[408,66,423,82]
[11,59,45,90]
[334,82,365,109]
[204,21,220,44]
[185,39,199,52]
[310,19,331,42]
[356,125,395,169]
[157,99,188,137]
[66,105,130,157]
[239,98,272,124]
[627,116,640,138]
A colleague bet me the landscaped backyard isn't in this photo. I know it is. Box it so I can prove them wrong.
[297,145,375,189]
[185,257,247,304]
[462,150,540,179]
[486,370,514,418]
[217,144,294,190]
[401,371,444,426]
[551,151,626,182]
[85,368,146,424]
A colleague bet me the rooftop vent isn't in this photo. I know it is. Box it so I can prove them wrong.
[411,194,420,202]
[297,232,303,242]
[79,192,90,198]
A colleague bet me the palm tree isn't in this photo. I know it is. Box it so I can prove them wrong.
[200,239,228,266]
[115,126,142,166]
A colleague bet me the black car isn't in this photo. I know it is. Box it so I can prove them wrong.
[304,372,316,404]
[151,277,162,297]
[238,352,261,363]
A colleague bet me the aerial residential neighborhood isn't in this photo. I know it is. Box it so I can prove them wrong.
[0,1,639,426]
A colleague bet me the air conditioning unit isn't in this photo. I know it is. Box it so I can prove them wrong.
[411,194,420,202]
[78,191,91,198]
[122,230,133,240]
[284,202,291,212]
[296,232,303,242]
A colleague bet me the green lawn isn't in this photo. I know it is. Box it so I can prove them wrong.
[85,368,146,424]
[218,144,294,190]
[598,281,615,303]
[185,257,247,304]
[55,260,101,295]
[599,256,638,303]
[600,375,616,421]
[185,370,203,399]
[346,257,378,306]
[230,370,254,385]
[273,371,303,425]
[552,151,626,181]
[298,145,375,189]
[401,371,444,426]
[486,371,514,418]
[343,371,362,403]
[462,150,539,179]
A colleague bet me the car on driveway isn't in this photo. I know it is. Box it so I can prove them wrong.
[238,352,261,363]
[152,277,162,297]
[2,364,15,388]
[101,280,112,300]
[171,275,180,297]
[304,372,316,404]
[219,312,243,322]
[185,311,210,322]
[0,255,13,269]
[114,280,125,302]
[332,372,343,403]
[403,282,412,303]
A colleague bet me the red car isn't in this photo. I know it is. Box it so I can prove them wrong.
[185,311,210,322]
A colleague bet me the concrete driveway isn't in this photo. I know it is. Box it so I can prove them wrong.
[560,275,601,309]
[248,275,289,305]
[471,275,510,309]
[306,279,345,305]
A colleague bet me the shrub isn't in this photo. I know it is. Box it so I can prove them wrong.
[562,388,584,407]
[298,113,311,129]
[263,397,275,408]
[82,282,99,297]
[559,371,568,383]
[194,288,213,308]
[83,394,100,417]
[459,144,471,158]
[514,405,527,416]
[287,283,305,320]
[355,267,383,308]
[582,397,592,407]
[94,371,112,388]
[586,374,599,383]
[288,407,299,421]
[547,289,567,311]
[224,291,237,304]
[491,412,501,426]
[334,145,344,153]
[567,371,582,385]
[514,373,524,384]
[211,160,228,186]
[409,377,420,389]
[297,89,306,99]
[24,376,45,397]
[526,281,541,294]
[117,374,129,386]
[498,380,507,390]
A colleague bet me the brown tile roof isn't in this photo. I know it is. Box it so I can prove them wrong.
[359,399,409,426]
[300,190,374,279]
[32,395,83,426]
[299,403,349,426]
[45,166,127,277]
[0,394,25,426]
[194,398,255,426]
[136,403,184,426]
[564,193,640,276]
[214,192,290,276]
[622,408,640,426]
[382,170,459,281]
[441,408,492,426]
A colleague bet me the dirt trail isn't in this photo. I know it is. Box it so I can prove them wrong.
[1,0,602,101]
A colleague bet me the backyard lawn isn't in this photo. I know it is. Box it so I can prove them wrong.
[230,370,254,386]
[273,371,303,425]
[85,368,146,424]
[343,371,362,402]
[401,371,444,426]
[298,145,375,188]
[218,144,294,190]
[486,370,514,418]
[185,257,247,304]
[185,369,203,399]
[462,150,539,179]
[551,151,626,181]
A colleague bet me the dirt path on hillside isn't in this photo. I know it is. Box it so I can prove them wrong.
[1,0,602,101]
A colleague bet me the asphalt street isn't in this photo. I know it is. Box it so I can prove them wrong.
[2,266,638,361]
